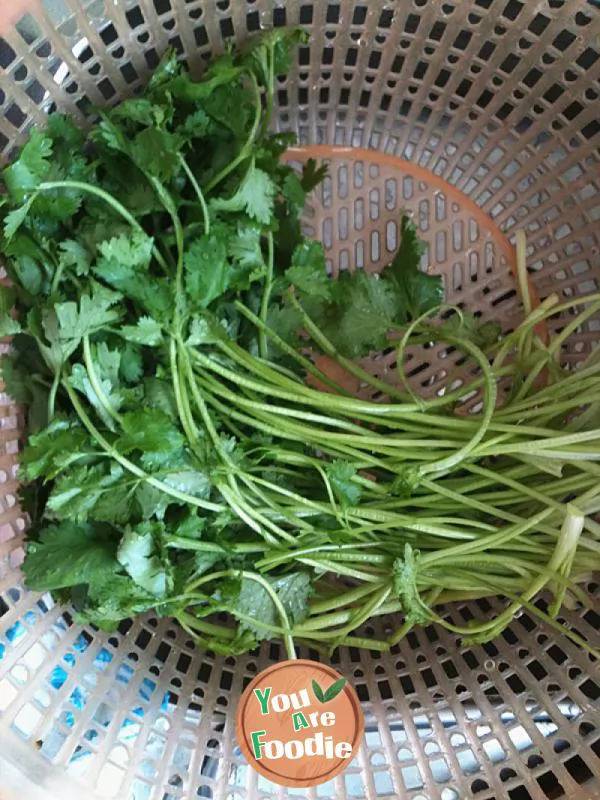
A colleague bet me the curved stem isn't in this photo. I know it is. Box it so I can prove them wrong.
[258,232,274,359]
[38,181,170,274]
[234,300,352,396]
[205,72,263,193]
[179,155,210,236]
[186,568,297,659]
[82,335,122,426]
[417,336,497,476]
[288,291,412,403]
[64,380,223,512]
[241,571,296,660]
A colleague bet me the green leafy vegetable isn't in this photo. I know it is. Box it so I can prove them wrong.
[2,31,598,663]
[22,521,117,592]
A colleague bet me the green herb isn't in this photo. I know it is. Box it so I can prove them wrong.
[1,32,599,661]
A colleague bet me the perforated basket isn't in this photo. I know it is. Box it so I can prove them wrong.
[0,2,599,800]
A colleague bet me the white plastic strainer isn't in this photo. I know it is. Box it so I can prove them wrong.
[0,2,599,800]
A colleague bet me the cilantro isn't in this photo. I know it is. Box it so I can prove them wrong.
[58,239,92,277]
[394,545,431,626]
[23,521,117,593]
[211,162,276,224]
[229,224,265,271]
[121,316,164,346]
[46,463,133,523]
[286,240,331,300]
[301,158,329,193]
[117,524,171,598]
[98,230,154,270]
[20,417,93,480]
[3,129,53,202]
[69,360,123,430]
[3,32,543,662]
[326,460,362,508]
[79,573,156,631]
[322,270,397,358]
[4,197,40,242]
[130,127,182,182]
[437,311,502,349]
[184,228,232,308]
[163,469,211,498]
[0,286,21,337]
[227,572,311,641]
[381,215,442,320]
[116,408,186,469]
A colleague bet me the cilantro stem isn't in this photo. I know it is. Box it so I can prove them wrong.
[240,571,297,660]
[189,346,425,416]
[258,232,274,359]
[234,300,352,396]
[205,72,263,193]
[63,380,223,512]
[179,155,210,236]
[186,568,297,659]
[82,335,123,426]
[287,291,412,403]
[416,336,497,475]
[48,374,60,421]
[260,44,275,140]
[177,611,237,640]
[178,341,295,544]
[169,337,201,449]
[331,585,393,640]
[7,35,600,661]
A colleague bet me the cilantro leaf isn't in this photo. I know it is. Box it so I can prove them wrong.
[228,572,311,641]
[229,224,265,271]
[381,215,442,320]
[326,460,362,508]
[436,311,501,349]
[45,463,134,523]
[80,572,156,630]
[282,172,306,220]
[117,523,171,598]
[135,482,172,521]
[3,196,37,242]
[2,129,52,202]
[0,286,21,337]
[98,230,154,270]
[211,162,276,225]
[116,408,186,469]
[301,158,329,193]
[119,341,143,385]
[143,376,178,420]
[184,228,232,308]
[109,97,168,128]
[161,54,242,103]
[35,287,122,371]
[121,316,163,346]
[3,235,47,294]
[163,469,211,498]
[20,417,93,480]
[286,240,331,300]
[23,521,118,593]
[130,128,182,182]
[58,239,92,277]
[323,270,397,358]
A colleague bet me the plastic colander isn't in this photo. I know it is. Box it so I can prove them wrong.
[0,2,599,800]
